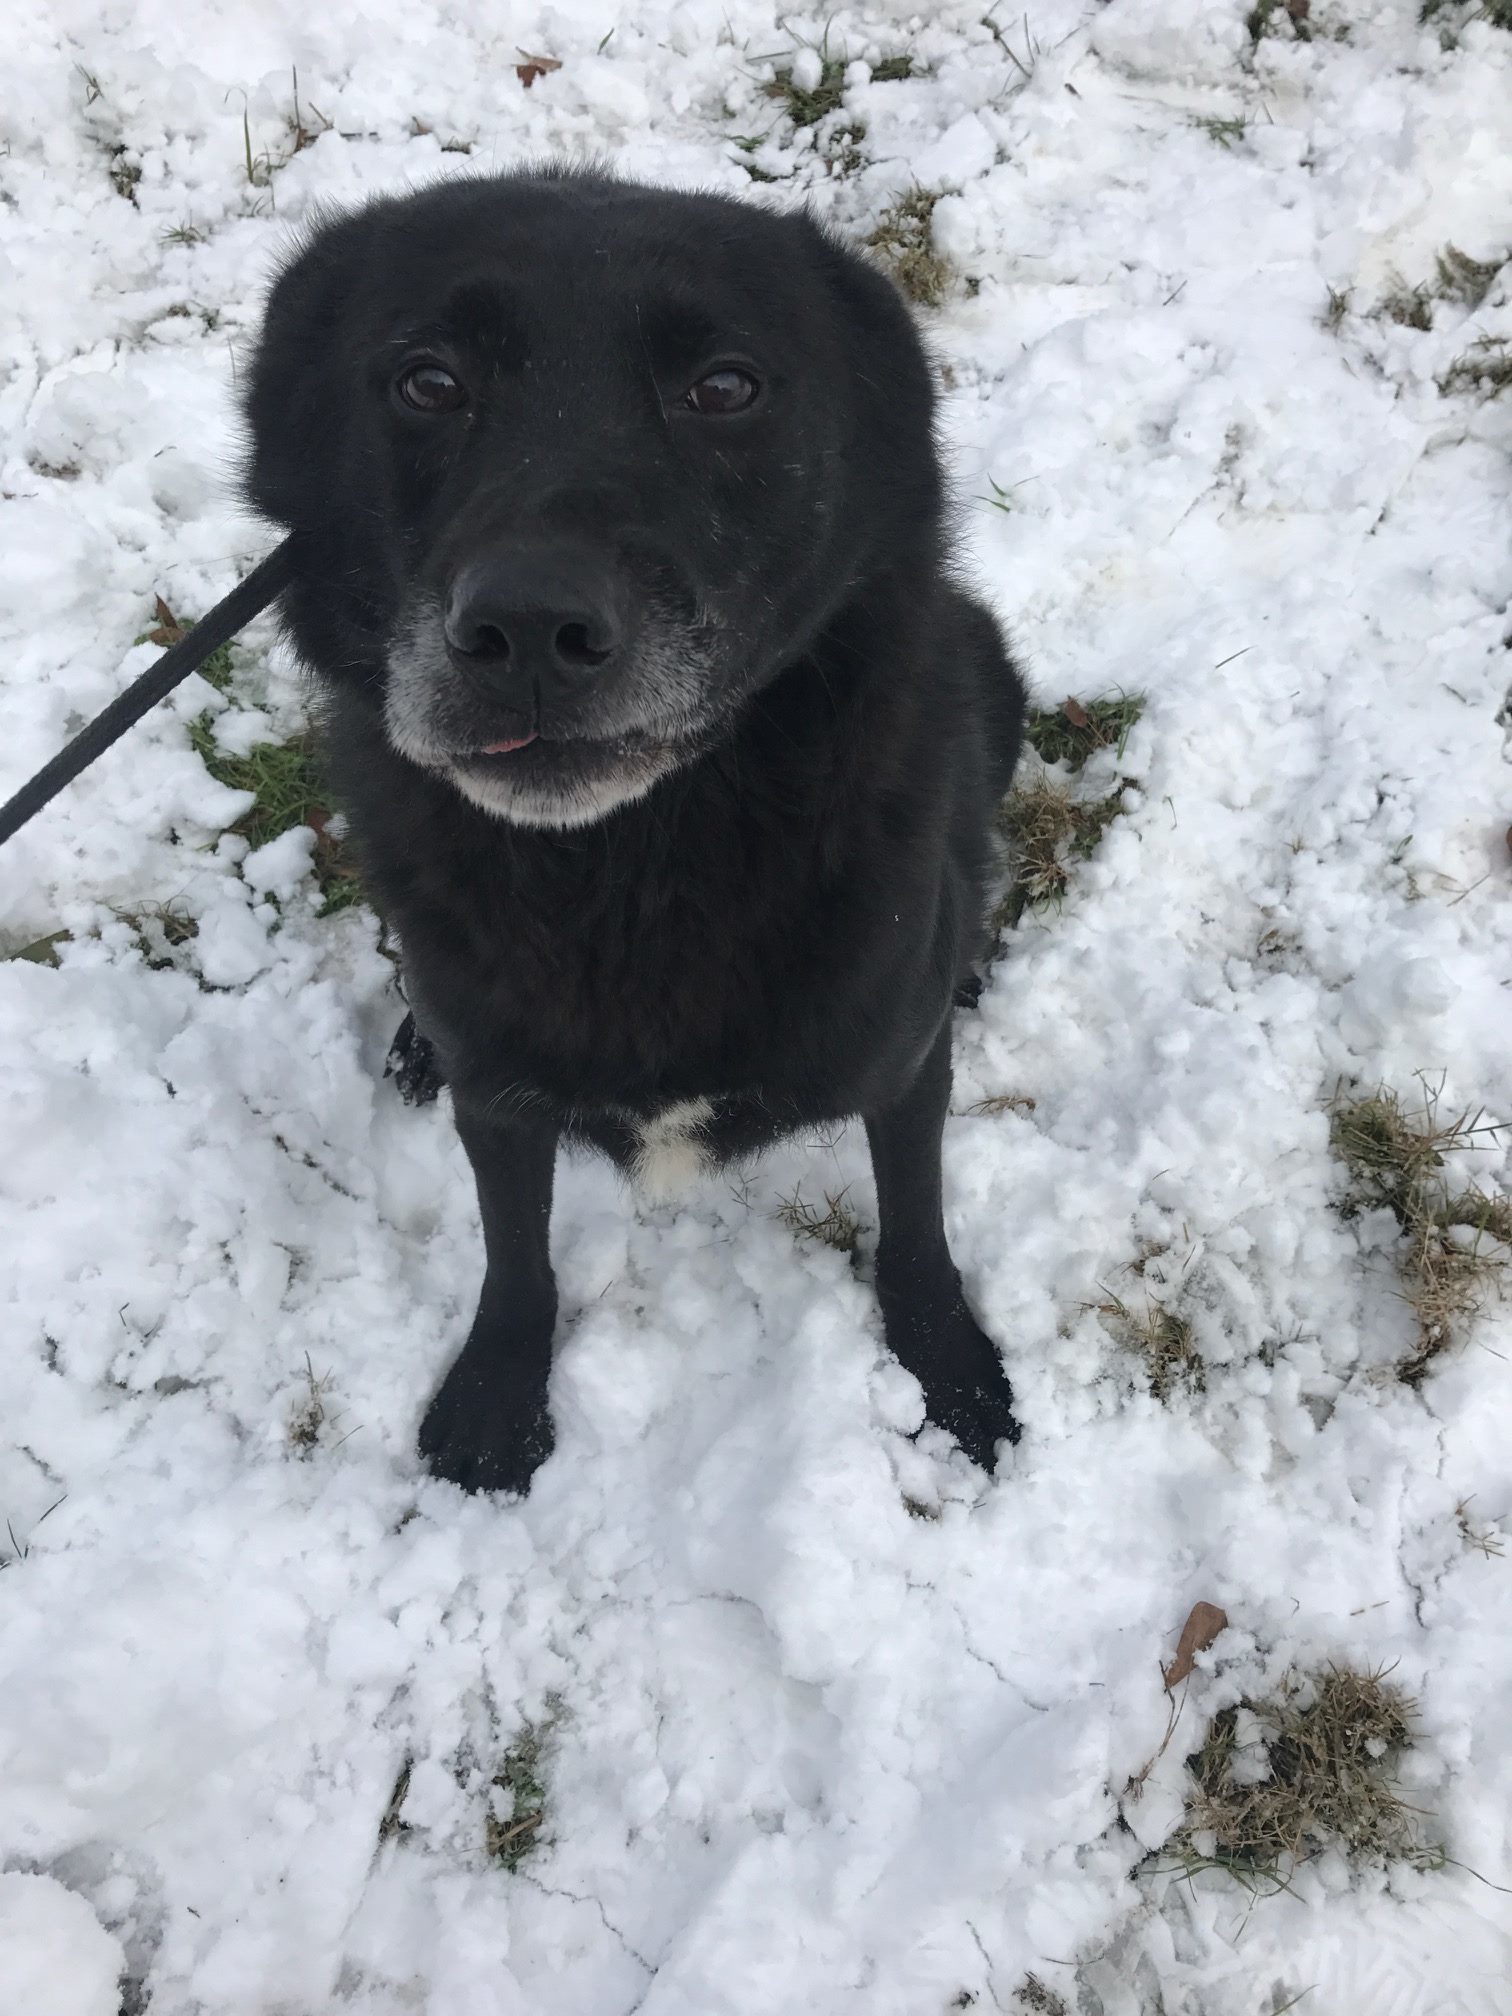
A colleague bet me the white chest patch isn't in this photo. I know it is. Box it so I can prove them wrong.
[630,1097,714,1206]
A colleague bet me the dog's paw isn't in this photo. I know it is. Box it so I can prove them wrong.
[952,971,984,1011]
[922,1362,1022,1473]
[886,1296,1020,1473]
[385,1011,445,1106]
[418,1352,554,1495]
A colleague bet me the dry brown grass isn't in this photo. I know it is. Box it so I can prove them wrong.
[1012,1978,1070,2016]
[866,190,951,307]
[287,1354,334,1451]
[777,1188,864,1254]
[1173,1666,1431,1880]
[1438,337,1512,400]
[1329,1082,1509,1381]
[487,1716,555,1870]
[1097,1292,1204,1400]
[992,776,1125,928]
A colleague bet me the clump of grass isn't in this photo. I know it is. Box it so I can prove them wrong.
[765,55,847,126]
[112,900,198,970]
[486,1718,554,1871]
[1174,1666,1431,1879]
[1438,337,1512,400]
[993,776,1125,926]
[109,148,141,202]
[1329,1082,1509,1381]
[777,1187,864,1254]
[189,717,363,915]
[866,189,951,308]
[1322,284,1352,331]
[964,1092,1037,1117]
[1456,1497,1505,1558]
[1248,0,1310,39]
[765,46,914,126]
[823,120,867,176]
[1097,1292,1204,1400]
[1382,281,1433,331]
[1435,244,1503,310]
[288,1354,334,1451]
[1013,1979,1070,2016]
[1193,115,1248,149]
[1026,693,1144,771]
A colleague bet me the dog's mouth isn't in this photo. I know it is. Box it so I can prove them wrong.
[479,731,540,755]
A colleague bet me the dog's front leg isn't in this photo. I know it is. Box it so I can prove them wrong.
[865,1023,1021,1472]
[419,1102,561,1494]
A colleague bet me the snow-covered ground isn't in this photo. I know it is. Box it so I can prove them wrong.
[3,1,1511,2010]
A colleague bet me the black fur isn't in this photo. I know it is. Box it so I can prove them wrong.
[246,168,1027,1494]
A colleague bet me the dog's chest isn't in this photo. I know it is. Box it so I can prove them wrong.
[617,1097,715,1204]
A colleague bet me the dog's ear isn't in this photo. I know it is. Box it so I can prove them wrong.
[798,214,944,548]
[243,206,373,534]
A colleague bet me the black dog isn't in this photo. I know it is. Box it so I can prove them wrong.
[245,167,1027,1494]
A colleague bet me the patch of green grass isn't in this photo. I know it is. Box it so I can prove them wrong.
[777,1187,864,1254]
[764,46,915,126]
[765,55,847,126]
[1173,1667,1432,1879]
[1026,693,1145,771]
[866,189,951,308]
[1194,115,1248,149]
[486,1717,555,1871]
[1329,1082,1509,1381]
[1438,337,1512,400]
[188,716,364,915]
[1097,1292,1204,1400]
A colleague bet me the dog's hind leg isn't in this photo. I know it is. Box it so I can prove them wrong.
[385,1010,446,1106]
[418,1103,561,1494]
[865,1023,1021,1471]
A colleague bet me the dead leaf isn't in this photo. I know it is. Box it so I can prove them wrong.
[515,53,561,87]
[1062,697,1091,731]
[1163,1600,1227,1689]
[147,593,187,647]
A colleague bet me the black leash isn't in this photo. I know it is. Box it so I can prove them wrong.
[0,538,295,850]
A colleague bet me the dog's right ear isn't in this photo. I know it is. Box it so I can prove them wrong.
[243,206,371,535]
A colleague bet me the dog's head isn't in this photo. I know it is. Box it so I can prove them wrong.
[245,168,940,829]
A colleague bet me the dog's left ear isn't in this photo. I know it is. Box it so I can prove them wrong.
[799,212,943,534]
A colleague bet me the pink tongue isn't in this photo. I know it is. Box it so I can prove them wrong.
[481,732,539,755]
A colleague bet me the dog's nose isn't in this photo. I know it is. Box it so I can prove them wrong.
[444,554,624,704]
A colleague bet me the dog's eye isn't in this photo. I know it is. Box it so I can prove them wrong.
[683,367,760,416]
[395,361,468,414]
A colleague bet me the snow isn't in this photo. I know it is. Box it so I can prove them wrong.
[0,1873,125,2016]
[2,1,1510,2011]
